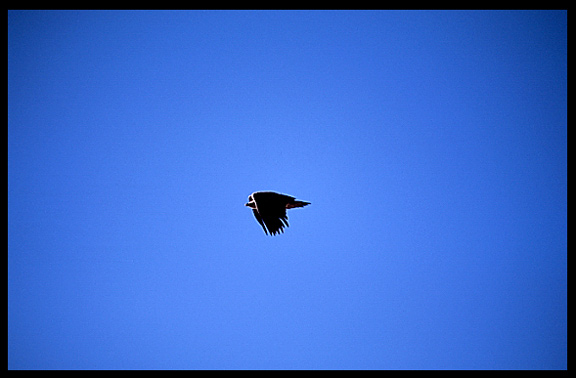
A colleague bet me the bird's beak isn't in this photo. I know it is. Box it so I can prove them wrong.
[245,201,256,208]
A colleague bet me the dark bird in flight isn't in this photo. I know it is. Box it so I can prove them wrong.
[245,191,311,235]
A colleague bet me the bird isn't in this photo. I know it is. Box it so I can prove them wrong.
[245,191,310,235]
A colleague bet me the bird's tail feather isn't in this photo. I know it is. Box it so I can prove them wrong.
[287,201,311,209]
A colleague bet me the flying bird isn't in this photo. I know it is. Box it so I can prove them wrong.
[245,191,311,235]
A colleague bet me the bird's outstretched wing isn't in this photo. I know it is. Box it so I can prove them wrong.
[251,192,287,235]
[260,211,289,236]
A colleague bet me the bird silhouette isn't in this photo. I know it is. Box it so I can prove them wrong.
[245,191,310,235]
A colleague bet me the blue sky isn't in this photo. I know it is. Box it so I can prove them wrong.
[8,10,566,370]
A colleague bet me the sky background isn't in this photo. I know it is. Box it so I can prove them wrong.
[8,10,567,370]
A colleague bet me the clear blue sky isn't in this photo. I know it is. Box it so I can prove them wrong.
[8,10,566,370]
